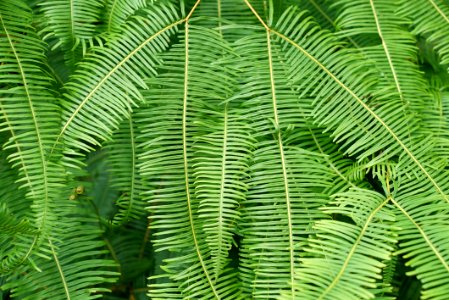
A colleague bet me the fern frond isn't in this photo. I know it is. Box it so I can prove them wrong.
[192,110,253,278]
[38,0,104,67]
[53,3,180,155]
[106,114,145,225]
[392,189,449,299]
[334,0,431,117]
[103,0,147,33]
[243,3,449,204]
[239,142,332,298]
[398,0,449,65]
[0,0,64,272]
[232,24,333,297]
[2,203,118,300]
[139,21,241,298]
[281,189,396,300]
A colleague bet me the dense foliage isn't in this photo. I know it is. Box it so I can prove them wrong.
[1,0,449,299]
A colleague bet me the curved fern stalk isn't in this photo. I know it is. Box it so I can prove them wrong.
[186,0,256,281]
[244,2,449,203]
[2,202,118,300]
[139,9,242,298]
[0,0,65,273]
[192,109,254,279]
[103,0,147,33]
[38,0,104,68]
[280,189,396,300]
[51,2,180,157]
[106,113,145,226]
[334,0,433,136]
[398,0,449,66]
[391,184,449,299]
[234,27,333,297]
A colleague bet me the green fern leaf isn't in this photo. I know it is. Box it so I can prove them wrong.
[0,0,65,272]
[282,189,396,300]
[398,0,449,66]
[54,3,180,155]
[139,22,241,298]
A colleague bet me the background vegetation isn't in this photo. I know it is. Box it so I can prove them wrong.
[1,0,449,299]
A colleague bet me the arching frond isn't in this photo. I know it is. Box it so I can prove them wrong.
[54,3,180,155]
[239,142,332,298]
[2,203,118,300]
[334,0,431,119]
[244,4,449,204]
[138,22,241,298]
[3,1,449,298]
[392,185,449,299]
[192,110,254,278]
[232,25,333,297]
[0,0,64,272]
[281,189,396,300]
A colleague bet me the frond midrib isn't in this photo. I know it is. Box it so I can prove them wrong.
[243,1,448,203]
[52,17,186,153]
[181,3,220,297]
[369,0,405,106]
[391,197,449,273]
[49,238,71,300]
[317,196,390,299]
[0,13,50,228]
[265,29,295,295]
[428,0,449,24]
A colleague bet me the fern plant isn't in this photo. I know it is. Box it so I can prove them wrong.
[1,0,449,299]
